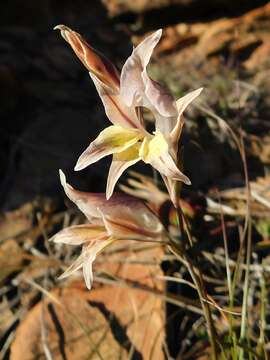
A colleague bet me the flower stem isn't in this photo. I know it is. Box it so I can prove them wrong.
[173,203,219,359]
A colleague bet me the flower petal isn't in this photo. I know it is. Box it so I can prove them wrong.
[106,144,140,199]
[49,224,107,245]
[102,214,163,241]
[142,69,177,118]
[75,125,143,171]
[59,169,106,221]
[100,194,164,240]
[82,255,93,290]
[82,238,114,289]
[161,175,180,208]
[58,251,85,280]
[120,29,162,108]
[140,132,191,184]
[149,151,191,184]
[89,73,142,129]
[59,170,164,239]
[170,88,203,144]
[152,112,177,138]
[98,193,164,240]
[54,25,120,90]
[141,70,178,137]
[58,237,114,289]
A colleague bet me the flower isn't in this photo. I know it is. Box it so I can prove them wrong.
[54,26,202,204]
[50,170,165,289]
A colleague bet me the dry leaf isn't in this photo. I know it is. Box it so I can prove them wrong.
[0,239,25,283]
[11,281,164,360]
[0,203,33,242]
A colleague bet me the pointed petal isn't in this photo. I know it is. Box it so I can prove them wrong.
[54,25,120,90]
[176,88,203,115]
[82,238,114,289]
[58,237,114,288]
[90,73,141,129]
[140,132,191,184]
[59,169,106,221]
[75,125,143,171]
[82,256,93,290]
[58,251,85,280]
[149,150,191,184]
[50,224,107,245]
[162,175,179,208]
[135,29,162,68]
[120,29,177,123]
[106,144,140,199]
[170,88,203,143]
[120,29,162,108]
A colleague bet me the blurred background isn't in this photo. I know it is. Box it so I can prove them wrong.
[1,1,270,359]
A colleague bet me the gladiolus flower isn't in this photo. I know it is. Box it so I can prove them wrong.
[54,26,202,204]
[50,170,165,289]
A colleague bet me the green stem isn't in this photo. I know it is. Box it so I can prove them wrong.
[239,134,252,360]
[173,204,219,360]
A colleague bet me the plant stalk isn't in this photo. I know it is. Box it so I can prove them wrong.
[173,204,219,360]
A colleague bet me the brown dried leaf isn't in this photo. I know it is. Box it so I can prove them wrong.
[0,239,25,283]
[0,297,15,337]
[0,203,33,242]
[244,41,270,70]
[132,3,270,70]
[11,281,164,360]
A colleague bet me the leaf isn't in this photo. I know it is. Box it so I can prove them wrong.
[0,239,25,284]
[11,241,165,359]
[11,281,164,360]
[0,203,33,242]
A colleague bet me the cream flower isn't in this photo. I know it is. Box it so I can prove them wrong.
[55,26,202,203]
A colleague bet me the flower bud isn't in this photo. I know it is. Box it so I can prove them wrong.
[54,25,120,90]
